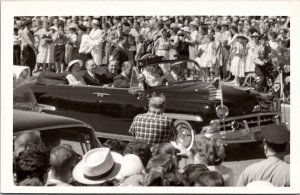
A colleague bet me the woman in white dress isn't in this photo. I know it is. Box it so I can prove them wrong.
[245,32,261,73]
[229,34,248,86]
[89,19,103,66]
[196,36,216,76]
[36,21,55,71]
[65,59,86,85]
[153,29,171,60]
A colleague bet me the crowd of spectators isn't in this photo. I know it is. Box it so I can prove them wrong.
[13,130,230,186]
[14,15,290,90]
[13,124,290,187]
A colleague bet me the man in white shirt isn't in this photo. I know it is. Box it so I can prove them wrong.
[237,124,290,187]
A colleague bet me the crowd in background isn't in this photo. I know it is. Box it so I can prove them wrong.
[14,15,290,88]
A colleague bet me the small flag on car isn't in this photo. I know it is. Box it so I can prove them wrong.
[207,78,223,102]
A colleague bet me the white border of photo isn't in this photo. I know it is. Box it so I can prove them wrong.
[1,0,300,193]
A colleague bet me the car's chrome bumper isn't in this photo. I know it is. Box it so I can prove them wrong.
[202,112,281,144]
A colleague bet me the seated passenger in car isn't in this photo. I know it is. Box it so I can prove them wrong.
[65,59,86,85]
[113,61,132,88]
[165,63,185,81]
[97,60,120,85]
[142,66,162,87]
[82,59,107,86]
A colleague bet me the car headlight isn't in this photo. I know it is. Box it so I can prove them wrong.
[216,105,229,118]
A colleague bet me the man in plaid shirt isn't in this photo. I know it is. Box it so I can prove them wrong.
[129,94,177,145]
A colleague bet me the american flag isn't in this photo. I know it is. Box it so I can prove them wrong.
[207,79,223,101]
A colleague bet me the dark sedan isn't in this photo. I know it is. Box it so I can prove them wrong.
[27,57,282,149]
[14,109,101,156]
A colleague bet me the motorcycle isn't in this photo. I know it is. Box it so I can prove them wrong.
[242,48,290,104]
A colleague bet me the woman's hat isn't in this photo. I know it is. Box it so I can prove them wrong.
[49,26,58,31]
[181,26,191,33]
[170,23,178,29]
[236,34,248,40]
[66,59,83,72]
[58,17,66,23]
[189,21,198,27]
[68,23,78,30]
[251,32,260,37]
[162,16,169,22]
[72,148,123,185]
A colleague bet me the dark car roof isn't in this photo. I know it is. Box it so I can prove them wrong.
[14,109,91,133]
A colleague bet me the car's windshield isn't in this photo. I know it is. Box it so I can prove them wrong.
[140,60,208,87]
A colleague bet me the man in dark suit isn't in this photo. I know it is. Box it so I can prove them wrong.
[82,59,107,86]
[113,61,132,88]
[96,60,120,84]
[111,32,129,67]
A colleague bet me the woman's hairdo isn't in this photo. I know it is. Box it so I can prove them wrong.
[191,135,225,166]
[124,141,152,168]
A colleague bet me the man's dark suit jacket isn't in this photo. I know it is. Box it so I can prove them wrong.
[112,46,129,66]
[95,66,119,84]
[113,73,130,88]
[82,71,107,86]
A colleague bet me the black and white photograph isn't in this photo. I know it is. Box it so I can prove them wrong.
[1,0,300,193]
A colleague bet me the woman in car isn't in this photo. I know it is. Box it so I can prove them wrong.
[65,59,86,85]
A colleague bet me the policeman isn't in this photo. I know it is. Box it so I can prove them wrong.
[236,124,290,187]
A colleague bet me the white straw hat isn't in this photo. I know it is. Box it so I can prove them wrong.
[66,59,83,72]
[72,148,123,185]
[116,154,144,180]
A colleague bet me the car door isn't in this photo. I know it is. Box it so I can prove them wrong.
[99,86,148,137]
[32,84,108,131]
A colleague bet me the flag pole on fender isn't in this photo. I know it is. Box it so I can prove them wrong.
[219,75,224,107]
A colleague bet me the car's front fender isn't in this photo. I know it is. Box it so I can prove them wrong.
[164,113,203,122]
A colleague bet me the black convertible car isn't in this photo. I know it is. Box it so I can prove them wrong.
[26,57,282,149]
